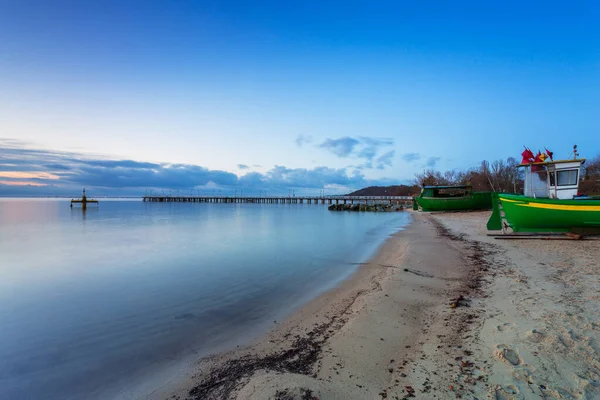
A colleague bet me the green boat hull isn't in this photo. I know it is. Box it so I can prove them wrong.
[487,193,600,233]
[416,191,493,212]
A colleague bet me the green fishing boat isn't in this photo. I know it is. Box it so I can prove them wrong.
[487,146,600,234]
[415,185,493,212]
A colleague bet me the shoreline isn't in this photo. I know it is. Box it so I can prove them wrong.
[158,211,481,399]
[137,211,412,400]
[159,210,600,399]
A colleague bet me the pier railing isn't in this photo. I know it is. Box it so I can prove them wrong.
[142,195,414,205]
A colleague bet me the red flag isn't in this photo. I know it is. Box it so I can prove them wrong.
[545,148,553,161]
[521,148,534,164]
[532,151,544,172]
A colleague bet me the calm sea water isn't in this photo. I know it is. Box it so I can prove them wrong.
[0,199,410,400]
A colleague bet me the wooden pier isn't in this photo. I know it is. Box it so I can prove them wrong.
[143,195,414,206]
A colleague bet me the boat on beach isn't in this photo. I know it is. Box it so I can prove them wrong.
[414,185,493,212]
[487,146,600,235]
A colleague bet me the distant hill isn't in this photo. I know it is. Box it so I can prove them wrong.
[348,185,419,197]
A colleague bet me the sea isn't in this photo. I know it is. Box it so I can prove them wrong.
[0,198,411,400]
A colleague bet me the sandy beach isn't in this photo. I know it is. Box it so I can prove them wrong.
[431,212,600,400]
[160,211,600,400]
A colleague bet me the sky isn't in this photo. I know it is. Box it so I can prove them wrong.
[1,0,599,196]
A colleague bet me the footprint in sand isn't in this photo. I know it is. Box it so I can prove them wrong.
[552,334,572,350]
[494,384,519,400]
[494,344,522,366]
[525,329,546,343]
[555,387,578,399]
[496,323,515,332]
[568,329,583,342]
[512,363,536,383]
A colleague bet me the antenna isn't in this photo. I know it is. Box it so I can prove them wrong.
[573,144,578,159]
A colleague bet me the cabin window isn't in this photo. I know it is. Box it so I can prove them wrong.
[432,188,469,197]
[556,169,578,186]
[549,172,555,186]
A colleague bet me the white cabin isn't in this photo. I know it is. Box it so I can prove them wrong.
[522,160,585,200]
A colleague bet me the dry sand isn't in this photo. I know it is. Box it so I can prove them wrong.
[430,211,600,400]
[161,211,599,400]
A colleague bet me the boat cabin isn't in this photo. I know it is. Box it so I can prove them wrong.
[421,185,473,198]
[521,159,585,200]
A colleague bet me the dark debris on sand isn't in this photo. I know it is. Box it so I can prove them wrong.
[432,218,500,296]
[187,330,324,399]
[275,387,318,400]
[187,300,354,399]
[428,217,506,399]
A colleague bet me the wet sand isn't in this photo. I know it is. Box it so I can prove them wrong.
[157,212,480,399]
[160,211,600,399]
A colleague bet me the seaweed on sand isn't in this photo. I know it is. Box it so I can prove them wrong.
[187,310,349,399]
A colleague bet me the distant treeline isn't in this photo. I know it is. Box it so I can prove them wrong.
[350,154,600,196]
[581,155,600,195]
[415,157,523,193]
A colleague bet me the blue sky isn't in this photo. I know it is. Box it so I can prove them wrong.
[1,0,599,195]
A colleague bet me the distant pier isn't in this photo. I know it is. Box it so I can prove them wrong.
[143,195,414,206]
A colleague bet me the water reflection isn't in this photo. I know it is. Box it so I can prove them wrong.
[0,200,410,400]
[70,206,99,221]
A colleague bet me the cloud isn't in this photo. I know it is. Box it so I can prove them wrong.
[45,163,72,171]
[0,180,47,187]
[357,147,377,162]
[263,166,367,189]
[0,171,60,180]
[0,137,33,148]
[425,156,441,168]
[359,137,394,148]
[72,163,239,188]
[78,159,160,169]
[0,142,403,196]
[295,134,313,147]
[318,137,360,157]
[375,150,395,169]
[399,152,440,168]
[402,153,421,163]
[0,147,239,189]
[237,164,249,170]
[236,166,371,190]
[318,136,395,169]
